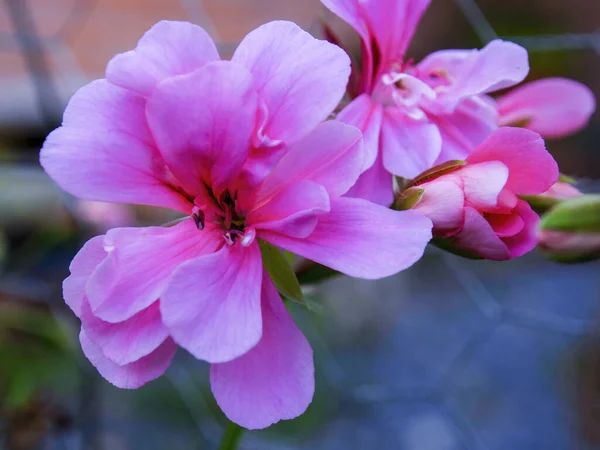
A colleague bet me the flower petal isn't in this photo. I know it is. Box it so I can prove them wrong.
[453,207,511,260]
[259,197,432,279]
[466,127,558,195]
[457,161,509,210]
[40,80,191,212]
[86,220,218,323]
[256,121,364,204]
[380,108,442,178]
[63,235,107,317]
[81,301,169,366]
[210,273,314,430]
[161,242,263,364]
[486,212,525,238]
[80,330,176,389]
[502,200,540,258]
[414,179,464,233]
[106,21,219,96]
[232,21,350,144]
[497,77,596,138]
[248,180,330,239]
[146,61,258,195]
[345,153,394,206]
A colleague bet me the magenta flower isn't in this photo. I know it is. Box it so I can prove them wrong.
[402,127,558,260]
[321,0,529,205]
[497,78,596,139]
[41,20,432,429]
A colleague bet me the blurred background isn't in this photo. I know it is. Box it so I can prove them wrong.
[0,0,599,449]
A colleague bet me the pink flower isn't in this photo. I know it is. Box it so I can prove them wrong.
[321,0,529,205]
[41,20,433,429]
[497,78,596,139]
[539,180,582,200]
[403,127,558,260]
[537,229,600,259]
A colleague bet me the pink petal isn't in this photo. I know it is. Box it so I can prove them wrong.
[63,235,107,317]
[81,301,169,366]
[256,121,364,204]
[380,108,442,178]
[146,61,257,195]
[540,181,582,200]
[497,77,596,138]
[40,80,191,212]
[80,330,176,389]
[336,94,384,170]
[466,127,558,195]
[210,273,314,430]
[501,200,540,258]
[248,180,330,238]
[345,153,394,206]
[537,230,600,253]
[161,242,263,364]
[106,21,219,96]
[414,179,465,233]
[259,197,432,279]
[457,161,509,210]
[453,207,511,260]
[86,220,219,323]
[420,40,529,108]
[432,97,498,163]
[232,21,350,144]
[486,212,524,238]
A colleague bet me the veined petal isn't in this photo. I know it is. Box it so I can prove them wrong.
[502,200,540,258]
[457,161,509,210]
[161,242,263,364]
[497,77,596,138]
[81,301,169,366]
[232,21,350,144]
[80,330,176,389]
[414,179,464,233]
[453,207,511,260]
[260,197,432,279]
[40,80,191,212]
[146,61,258,195]
[86,220,219,323]
[345,153,394,206]
[106,20,220,96]
[210,273,314,429]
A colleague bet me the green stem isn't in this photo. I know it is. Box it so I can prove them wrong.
[218,421,244,450]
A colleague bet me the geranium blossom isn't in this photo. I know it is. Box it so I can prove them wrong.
[402,127,558,260]
[41,20,432,429]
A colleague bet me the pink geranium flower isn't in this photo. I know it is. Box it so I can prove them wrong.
[497,78,596,139]
[41,20,432,429]
[321,0,529,205]
[402,127,558,260]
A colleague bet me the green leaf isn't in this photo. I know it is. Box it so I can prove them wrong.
[295,260,340,285]
[259,240,304,303]
[540,195,600,232]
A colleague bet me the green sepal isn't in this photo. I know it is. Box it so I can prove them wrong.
[539,195,600,233]
[393,187,424,211]
[538,247,600,264]
[259,240,304,303]
[295,260,340,285]
[431,237,483,260]
[404,160,466,189]
[520,194,561,214]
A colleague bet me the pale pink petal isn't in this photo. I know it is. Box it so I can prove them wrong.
[80,330,176,389]
[537,230,600,253]
[86,220,219,323]
[414,179,464,233]
[453,207,511,260]
[161,242,263,364]
[63,235,107,317]
[457,161,509,210]
[497,77,596,138]
[81,301,169,366]
[380,108,442,178]
[256,121,364,204]
[502,200,540,258]
[232,21,350,144]
[466,127,558,195]
[40,80,191,212]
[540,181,582,200]
[336,94,384,170]
[106,21,219,96]
[345,153,394,206]
[210,273,313,430]
[259,197,432,279]
[248,180,330,238]
[146,61,257,194]
[486,212,524,238]
[420,40,529,108]
[432,97,498,163]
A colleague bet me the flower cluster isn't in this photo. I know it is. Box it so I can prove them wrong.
[40,0,595,431]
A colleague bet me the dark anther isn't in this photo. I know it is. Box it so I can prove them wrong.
[193,210,205,230]
[220,190,234,207]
